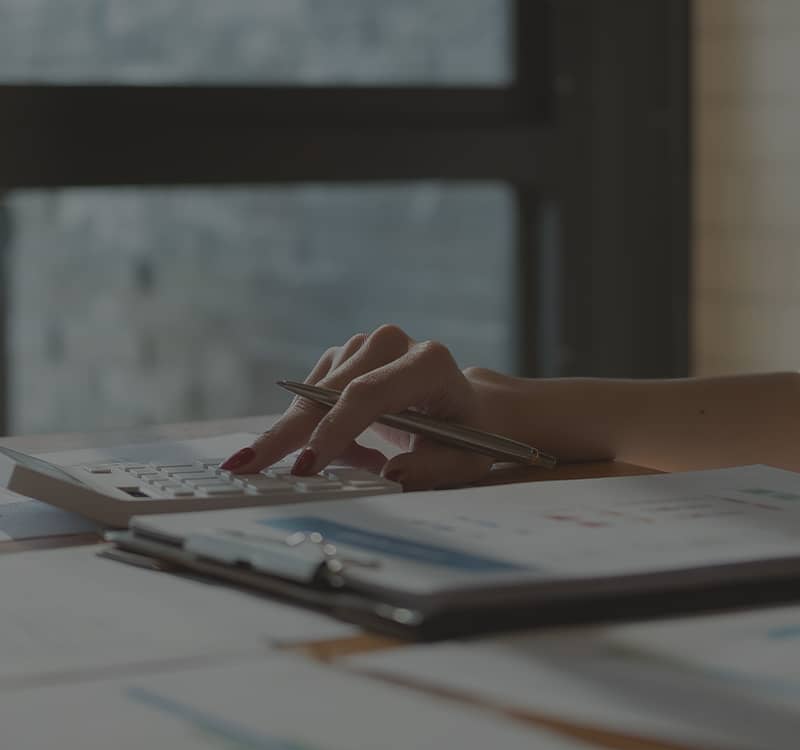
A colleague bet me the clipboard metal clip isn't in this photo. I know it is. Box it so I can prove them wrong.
[183,528,380,586]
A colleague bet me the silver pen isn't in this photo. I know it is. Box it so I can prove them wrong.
[277,380,557,469]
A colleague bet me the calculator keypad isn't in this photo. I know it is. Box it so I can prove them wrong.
[79,456,399,501]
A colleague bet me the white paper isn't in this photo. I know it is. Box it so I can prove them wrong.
[0,654,584,750]
[135,465,800,595]
[0,488,98,541]
[348,608,800,750]
[0,545,355,686]
[607,605,800,699]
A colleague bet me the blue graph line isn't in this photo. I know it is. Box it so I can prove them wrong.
[125,686,320,750]
[767,625,800,640]
[262,516,527,572]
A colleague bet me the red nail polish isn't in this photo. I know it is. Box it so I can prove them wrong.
[220,447,255,471]
[291,448,317,476]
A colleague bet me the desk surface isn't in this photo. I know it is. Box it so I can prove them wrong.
[1,416,683,750]
[0,414,659,554]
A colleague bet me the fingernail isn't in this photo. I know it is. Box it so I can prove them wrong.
[384,468,406,485]
[291,447,317,476]
[220,447,255,471]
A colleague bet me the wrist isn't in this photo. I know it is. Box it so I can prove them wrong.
[462,367,531,438]
[462,369,623,462]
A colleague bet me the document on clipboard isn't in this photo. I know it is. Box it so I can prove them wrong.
[109,465,800,640]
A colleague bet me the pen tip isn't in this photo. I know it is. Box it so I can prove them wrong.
[276,380,289,387]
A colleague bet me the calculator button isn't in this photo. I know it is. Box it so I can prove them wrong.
[168,488,197,497]
[265,466,296,479]
[85,466,114,474]
[167,470,218,480]
[280,473,318,483]
[154,463,197,471]
[197,486,245,496]
[140,477,172,486]
[242,479,293,494]
[326,468,384,483]
[245,486,291,496]
[155,481,185,490]
[184,478,232,488]
[239,475,287,487]
[292,477,343,492]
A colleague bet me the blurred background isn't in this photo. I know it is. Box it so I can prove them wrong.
[0,1,791,436]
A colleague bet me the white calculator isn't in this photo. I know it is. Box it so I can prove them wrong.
[0,446,401,528]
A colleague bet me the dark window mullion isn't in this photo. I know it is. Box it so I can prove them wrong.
[512,0,555,375]
[0,198,9,435]
[0,85,543,128]
[0,86,554,188]
[1,124,555,188]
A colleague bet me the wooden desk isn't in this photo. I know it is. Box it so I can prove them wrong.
[1,417,680,750]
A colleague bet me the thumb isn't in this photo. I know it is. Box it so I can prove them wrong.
[381,440,493,491]
[335,441,388,475]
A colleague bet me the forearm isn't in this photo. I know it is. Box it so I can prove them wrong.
[466,369,800,471]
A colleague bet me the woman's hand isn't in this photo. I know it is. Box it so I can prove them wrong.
[220,324,495,490]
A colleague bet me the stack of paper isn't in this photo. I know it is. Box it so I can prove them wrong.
[348,605,800,749]
[0,545,355,686]
[0,654,588,750]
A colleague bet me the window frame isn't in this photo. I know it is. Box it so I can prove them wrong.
[0,0,690,434]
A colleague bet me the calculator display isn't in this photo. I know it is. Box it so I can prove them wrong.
[0,446,87,487]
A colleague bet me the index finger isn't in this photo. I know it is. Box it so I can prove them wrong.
[293,341,461,476]
[219,346,338,473]
[223,326,412,473]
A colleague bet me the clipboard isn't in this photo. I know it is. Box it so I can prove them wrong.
[106,475,800,642]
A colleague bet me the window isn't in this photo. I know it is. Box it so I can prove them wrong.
[0,1,691,434]
[0,0,510,84]
[8,184,513,433]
